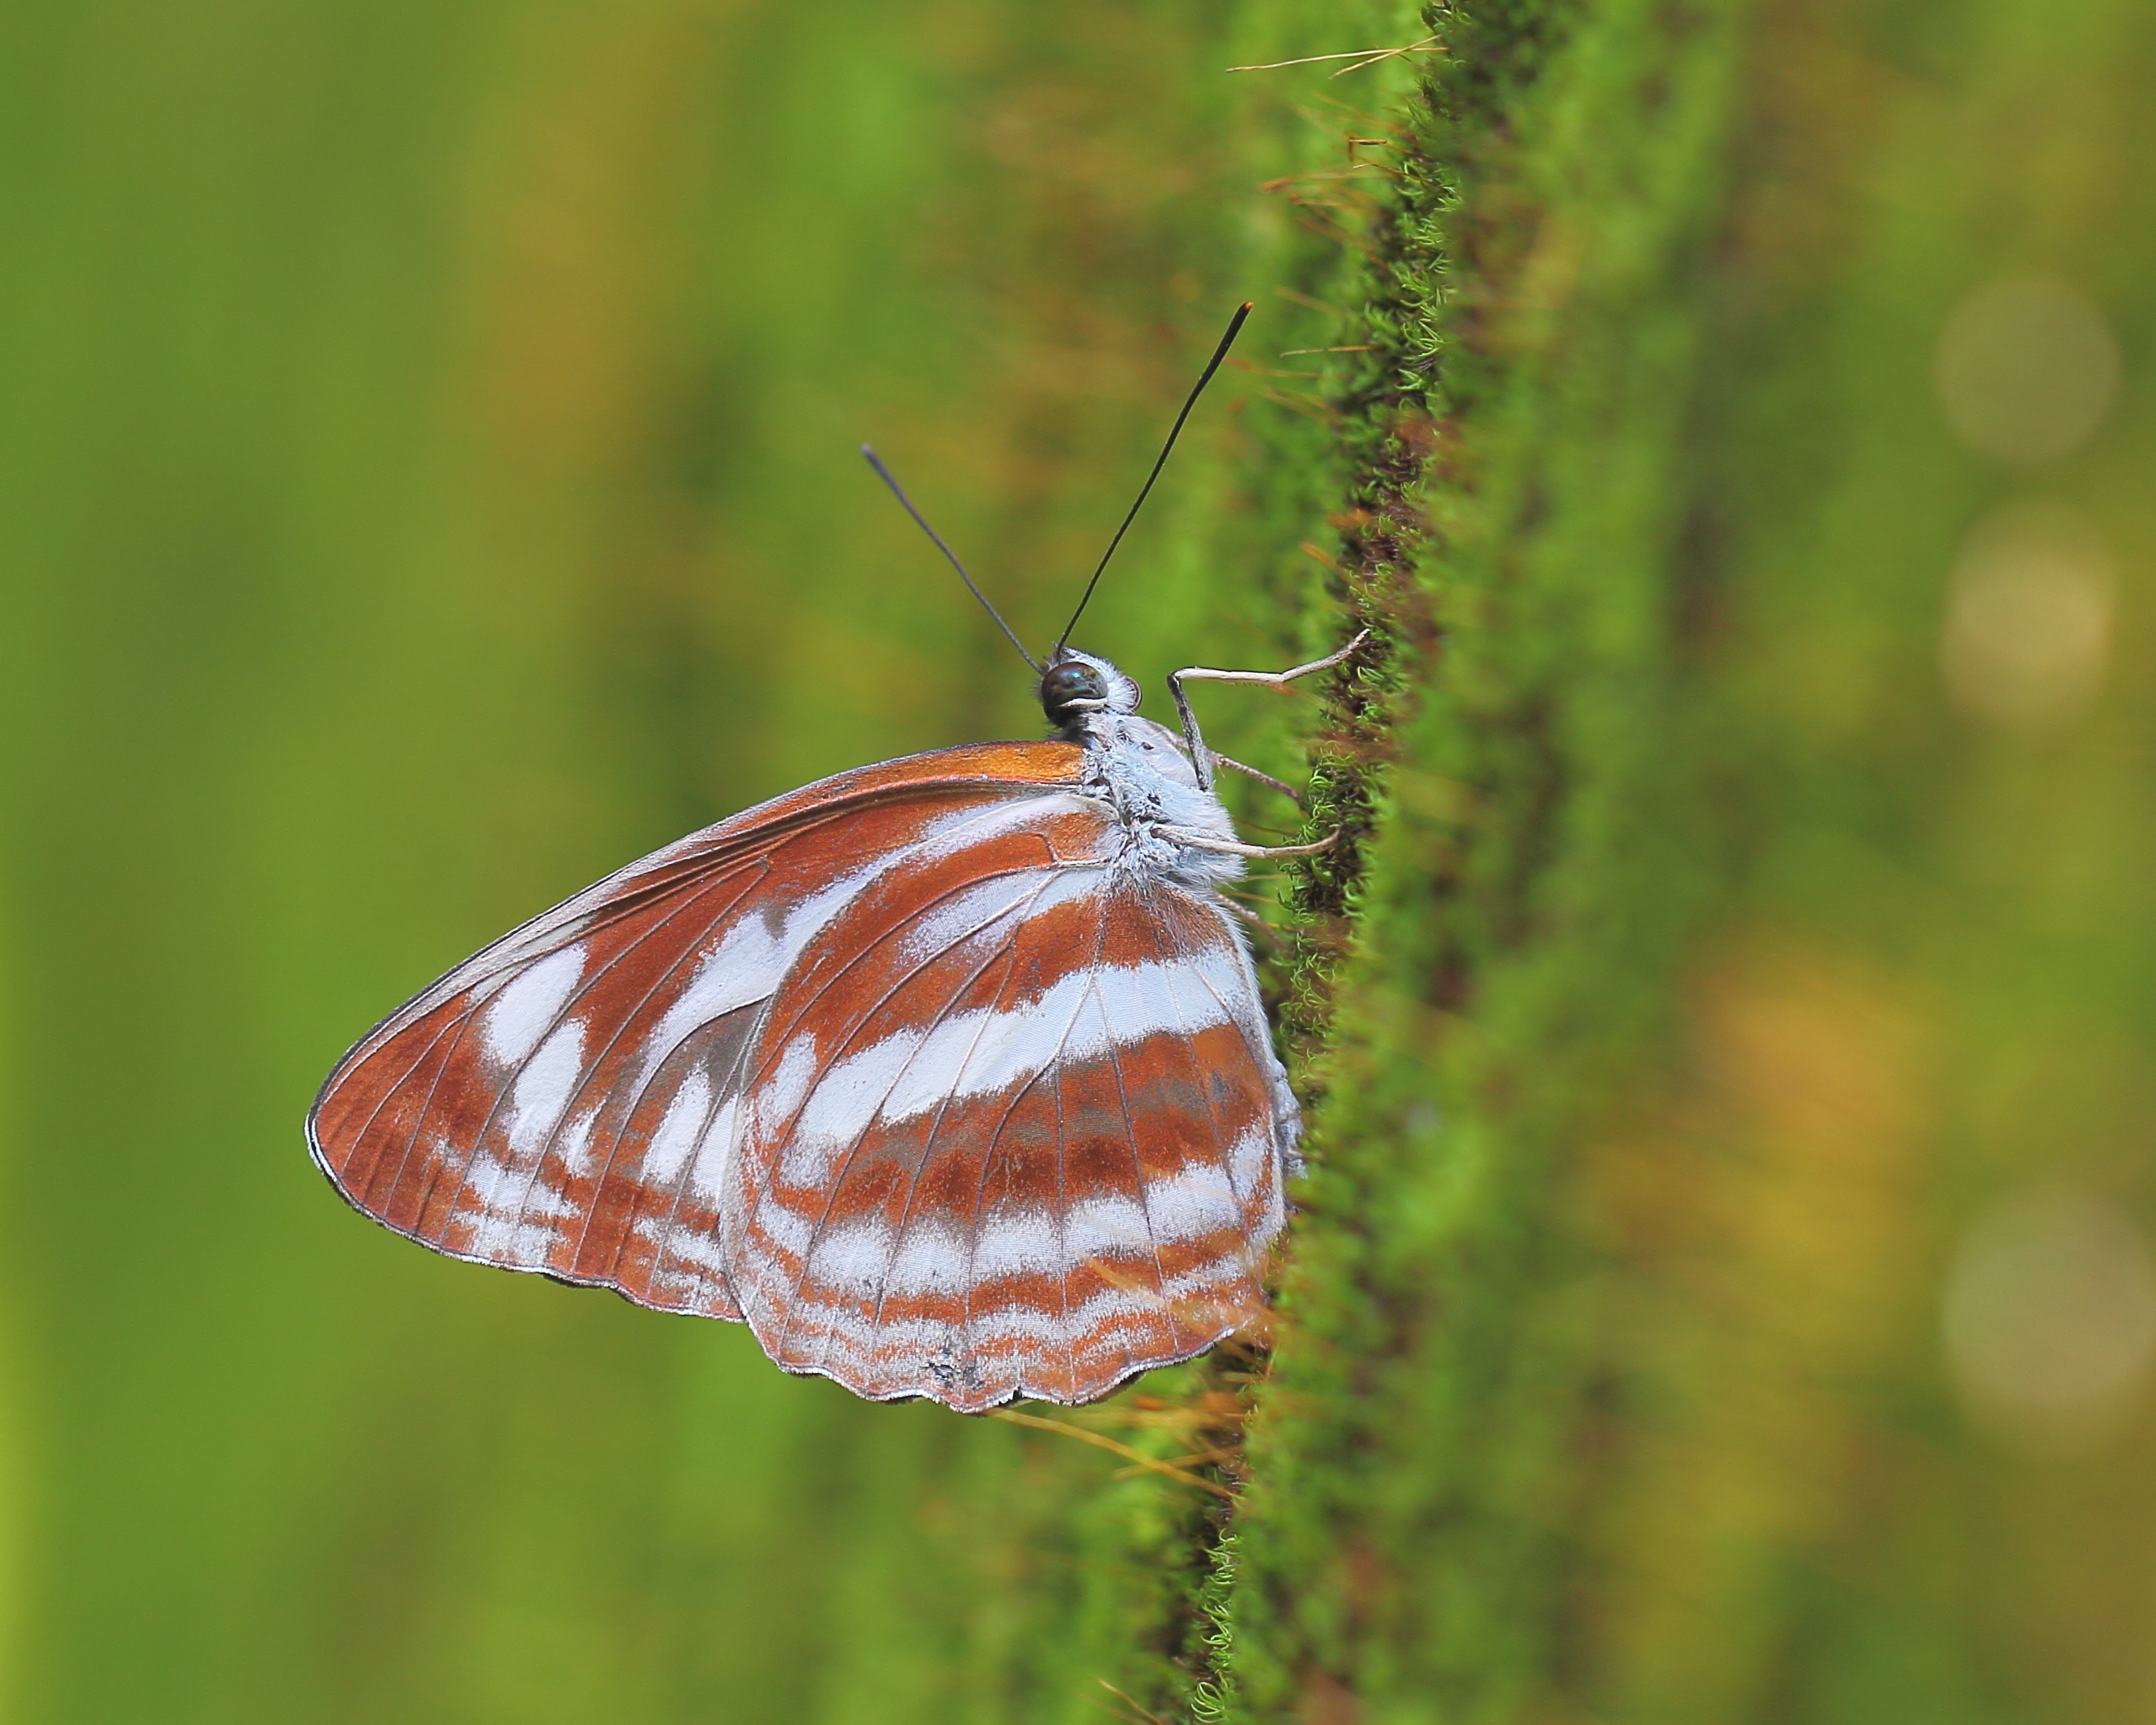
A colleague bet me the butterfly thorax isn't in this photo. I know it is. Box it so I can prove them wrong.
[1047,649,1243,890]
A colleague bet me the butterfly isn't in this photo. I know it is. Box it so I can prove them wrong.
[307,304,1365,1412]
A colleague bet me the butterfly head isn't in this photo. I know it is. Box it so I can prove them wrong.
[1038,649,1140,734]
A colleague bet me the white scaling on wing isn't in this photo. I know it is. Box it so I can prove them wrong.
[641,1068,713,1188]
[969,1303,1070,1346]
[727,1228,785,1301]
[481,945,587,1068]
[1151,930,1249,1042]
[459,1146,525,1224]
[805,1218,892,1299]
[882,1220,967,1299]
[476,1215,568,1263]
[892,859,1098,969]
[631,829,967,1113]
[1141,1161,1243,1244]
[690,1093,742,1204]
[1063,1283,1158,1334]
[807,1299,883,1360]
[659,1224,728,1279]
[764,862,1097,1173]
[643,1220,728,1310]
[1161,1254,1250,1300]
[1071,954,1235,1062]
[502,1015,588,1163]
[1227,1121,1274,1210]
[552,1098,603,1185]
[648,858,890,1056]
[1063,1189,1154,1262]
[879,993,1076,1125]
[1009,940,1249,1080]
[780,1028,927,1184]
[752,1192,815,1259]
[458,1141,568,1260]
[968,1208,1060,1284]
[773,954,1237,1173]
[753,1035,822,1143]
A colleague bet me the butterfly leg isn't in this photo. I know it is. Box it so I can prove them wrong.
[1155,825,1340,858]
[1167,628,1371,792]
[1209,751,1304,807]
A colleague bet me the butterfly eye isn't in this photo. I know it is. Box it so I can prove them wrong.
[1039,661,1109,728]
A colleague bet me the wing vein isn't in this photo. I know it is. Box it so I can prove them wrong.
[632,997,773,1306]
[958,925,1102,1369]
[549,865,776,1267]
[1132,890,1238,1202]
[860,934,1030,1361]
[742,816,1071,1081]
[430,855,770,1242]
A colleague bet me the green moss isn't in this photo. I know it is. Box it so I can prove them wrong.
[1210,0,2156,1719]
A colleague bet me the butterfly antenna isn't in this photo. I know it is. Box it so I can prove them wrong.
[861,445,1042,674]
[1053,300,1252,658]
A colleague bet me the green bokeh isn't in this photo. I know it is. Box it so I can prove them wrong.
[0,1,1415,1717]
[12,0,2149,1719]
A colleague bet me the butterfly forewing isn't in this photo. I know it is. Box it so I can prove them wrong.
[308,743,1086,1322]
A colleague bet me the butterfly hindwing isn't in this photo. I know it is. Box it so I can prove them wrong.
[724,800,1296,1410]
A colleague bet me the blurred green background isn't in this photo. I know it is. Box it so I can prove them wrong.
[6,0,2156,1720]
[0,1,1404,1717]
